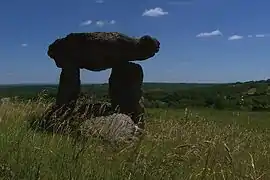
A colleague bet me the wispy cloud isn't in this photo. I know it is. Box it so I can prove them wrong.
[255,34,265,38]
[228,35,243,41]
[21,43,28,47]
[240,34,270,38]
[80,19,115,27]
[255,34,270,38]
[196,31,270,40]
[109,20,116,25]
[95,0,104,3]
[96,20,105,27]
[95,20,116,27]
[246,34,270,38]
[80,20,92,26]
[142,7,168,17]
[196,30,222,38]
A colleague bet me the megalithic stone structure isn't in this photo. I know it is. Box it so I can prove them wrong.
[47,32,160,126]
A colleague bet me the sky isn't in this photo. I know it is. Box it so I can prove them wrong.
[1,0,270,84]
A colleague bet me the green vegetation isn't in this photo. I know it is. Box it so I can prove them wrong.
[1,81,270,179]
[1,80,270,111]
[1,99,270,179]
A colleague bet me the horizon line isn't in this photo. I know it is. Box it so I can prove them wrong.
[0,80,266,86]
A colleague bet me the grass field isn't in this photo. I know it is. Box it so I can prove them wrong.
[1,100,270,179]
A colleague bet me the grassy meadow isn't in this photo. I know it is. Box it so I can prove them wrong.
[1,99,270,179]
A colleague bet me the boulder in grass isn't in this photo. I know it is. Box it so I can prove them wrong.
[79,113,144,144]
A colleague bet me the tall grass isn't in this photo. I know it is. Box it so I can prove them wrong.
[1,99,270,179]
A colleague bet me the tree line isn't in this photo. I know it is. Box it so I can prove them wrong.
[1,80,270,111]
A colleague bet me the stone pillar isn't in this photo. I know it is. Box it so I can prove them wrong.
[55,67,81,113]
[40,66,80,130]
[108,62,145,128]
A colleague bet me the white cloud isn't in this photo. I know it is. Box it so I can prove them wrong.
[246,34,270,38]
[95,0,104,3]
[196,30,222,38]
[80,20,92,26]
[96,20,116,27]
[21,43,28,47]
[80,19,115,27]
[109,20,116,24]
[142,7,168,17]
[256,34,265,38]
[96,20,105,27]
[255,34,270,38]
[228,35,243,41]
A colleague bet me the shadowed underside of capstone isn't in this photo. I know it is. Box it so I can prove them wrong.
[46,32,160,127]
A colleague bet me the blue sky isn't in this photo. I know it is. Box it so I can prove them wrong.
[1,0,270,84]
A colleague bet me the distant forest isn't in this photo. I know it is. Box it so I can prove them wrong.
[1,80,270,111]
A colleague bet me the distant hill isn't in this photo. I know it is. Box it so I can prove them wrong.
[0,82,216,98]
[1,80,270,111]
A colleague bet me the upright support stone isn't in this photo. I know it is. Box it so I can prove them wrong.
[108,62,145,128]
[55,67,81,113]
